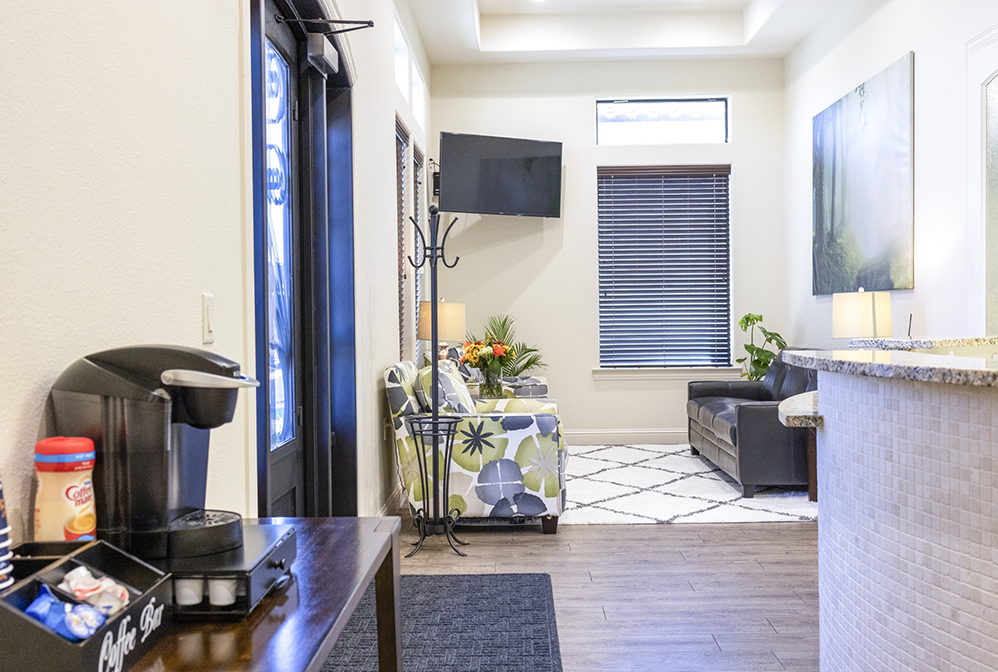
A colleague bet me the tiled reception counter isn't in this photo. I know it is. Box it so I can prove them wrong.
[785,349,998,671]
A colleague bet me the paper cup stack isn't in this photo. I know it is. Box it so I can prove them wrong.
[0,469,12,591]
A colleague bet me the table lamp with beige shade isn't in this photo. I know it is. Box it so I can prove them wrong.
[832,288,893,339]
[418,301,466,361]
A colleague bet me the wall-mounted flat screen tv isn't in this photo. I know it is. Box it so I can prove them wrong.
[437,132,563,218]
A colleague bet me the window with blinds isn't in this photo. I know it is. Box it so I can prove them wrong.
[395,119,410,361]
[597,165,731,368]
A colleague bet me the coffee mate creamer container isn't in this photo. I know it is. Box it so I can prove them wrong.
[34,437,96,541]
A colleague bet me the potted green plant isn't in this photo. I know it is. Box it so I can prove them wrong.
[735,313,787,381]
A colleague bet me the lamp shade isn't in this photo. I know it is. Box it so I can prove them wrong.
[417,302,466,342]
[832,290,892,338]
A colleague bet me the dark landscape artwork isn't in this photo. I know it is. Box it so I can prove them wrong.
[812,51,914,295]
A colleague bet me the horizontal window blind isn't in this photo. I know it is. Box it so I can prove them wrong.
[598,165,731,368]
[396,119,410,361]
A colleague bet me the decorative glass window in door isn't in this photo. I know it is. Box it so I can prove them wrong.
[265,40,295,451]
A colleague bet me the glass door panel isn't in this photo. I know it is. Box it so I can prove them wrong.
[265,40,295,452]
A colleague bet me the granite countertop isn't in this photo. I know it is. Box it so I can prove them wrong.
[778,391,822,428]
[783,349,998,387]
[848,337,998,350]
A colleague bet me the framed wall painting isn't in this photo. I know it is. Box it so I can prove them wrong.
[987,69,998,334]
[812,51,914,295]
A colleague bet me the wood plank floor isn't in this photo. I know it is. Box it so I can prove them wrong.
[398,512,819,672]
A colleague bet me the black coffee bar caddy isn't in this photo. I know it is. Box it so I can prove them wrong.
[0,346,296,672]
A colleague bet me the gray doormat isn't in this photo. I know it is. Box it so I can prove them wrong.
[322,573,562,672]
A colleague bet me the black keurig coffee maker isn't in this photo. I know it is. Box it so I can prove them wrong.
[49,345,296,616]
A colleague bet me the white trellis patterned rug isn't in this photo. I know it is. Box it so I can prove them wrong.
[560,444,818,525]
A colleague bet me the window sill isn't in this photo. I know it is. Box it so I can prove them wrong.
[591,366,743,381]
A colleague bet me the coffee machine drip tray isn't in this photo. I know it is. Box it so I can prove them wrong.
[168,509,243,558]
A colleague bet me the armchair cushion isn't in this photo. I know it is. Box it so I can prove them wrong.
[384,361,421,422]
[414,360,475,414]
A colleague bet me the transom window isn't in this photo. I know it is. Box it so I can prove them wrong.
[597,99,728,145]
[597,165,732,368]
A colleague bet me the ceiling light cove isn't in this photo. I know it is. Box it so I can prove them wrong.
[479,11,744,53]
[408,0,867,64]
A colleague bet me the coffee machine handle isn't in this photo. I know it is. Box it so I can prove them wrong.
[161,369,261,388]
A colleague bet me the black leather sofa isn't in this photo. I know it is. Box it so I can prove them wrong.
[687,350,816,497]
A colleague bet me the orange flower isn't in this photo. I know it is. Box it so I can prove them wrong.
[493,344,506,357]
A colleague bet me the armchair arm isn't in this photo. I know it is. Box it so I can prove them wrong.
[688,380,766,400]
[448,412,564,517]
[474,398,559,416]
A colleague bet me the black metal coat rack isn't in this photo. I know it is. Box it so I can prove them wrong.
[406,205,469,557]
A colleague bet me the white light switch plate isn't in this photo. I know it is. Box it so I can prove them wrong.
[202,293,215,345]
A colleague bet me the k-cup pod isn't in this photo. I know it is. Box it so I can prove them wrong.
[174,577,205,606]
[208,578,237,606]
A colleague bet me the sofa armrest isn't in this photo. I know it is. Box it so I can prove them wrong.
[734,401,808,485]
[688,380,766,401]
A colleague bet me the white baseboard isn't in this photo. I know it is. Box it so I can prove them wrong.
[563,428,688,446]
[379,485,405,517]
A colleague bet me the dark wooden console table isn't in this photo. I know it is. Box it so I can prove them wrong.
[130,516,402,672]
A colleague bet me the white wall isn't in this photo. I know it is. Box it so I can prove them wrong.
[335,0,431,515]
[0,1,255,543]
[431,59,787,444]
[0,0,433,540]
[784,0,998,349]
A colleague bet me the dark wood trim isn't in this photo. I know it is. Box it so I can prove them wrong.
[250,0,271,515]
[807,428,818,502]
[327,87,358,517]
[299,54,332,517]
[254,0,356,517]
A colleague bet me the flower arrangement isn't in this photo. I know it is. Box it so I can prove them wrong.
[461,338,517,398]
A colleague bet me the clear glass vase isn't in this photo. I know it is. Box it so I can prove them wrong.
[480,368,504,399]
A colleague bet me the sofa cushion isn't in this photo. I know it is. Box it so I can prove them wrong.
[687,397,741,444]
[760,356,788,401]
[778,364,816,400]
[416,360,475,413]
[710,409,738,446]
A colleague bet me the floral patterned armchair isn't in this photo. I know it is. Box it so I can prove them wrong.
[383,360,566,533]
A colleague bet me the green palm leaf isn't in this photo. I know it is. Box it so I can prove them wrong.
[469,314,547,377]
